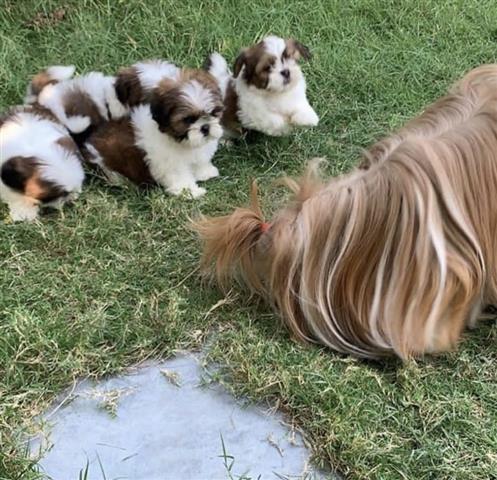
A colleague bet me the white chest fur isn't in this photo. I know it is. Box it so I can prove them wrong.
[235,77,319,136]
[131,105,220,198]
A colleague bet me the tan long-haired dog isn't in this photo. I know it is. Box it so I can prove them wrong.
[194,65,497,360]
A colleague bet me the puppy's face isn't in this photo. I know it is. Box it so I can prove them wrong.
[150,71,224,148]
[234,36,311,93]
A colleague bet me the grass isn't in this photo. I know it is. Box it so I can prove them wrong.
[1,0,497,478]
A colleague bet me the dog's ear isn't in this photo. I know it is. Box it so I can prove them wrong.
[115,67,143,107]
[233,50,247,78]
[284,39,312,61]
[150,79,178,131]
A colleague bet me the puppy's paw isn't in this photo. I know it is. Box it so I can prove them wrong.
[291,108,319,127]
[167,184,206,198]
[188,185,207,198]
[195,165,219,182]
[261,115,292,136]
[9,204,39,222]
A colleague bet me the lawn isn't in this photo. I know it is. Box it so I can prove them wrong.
[1,1,497,479]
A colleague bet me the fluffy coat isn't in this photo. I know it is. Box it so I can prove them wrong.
[194,64,497,360]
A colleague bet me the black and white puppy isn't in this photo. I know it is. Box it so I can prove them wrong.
[0,105,84,221]
[206,35,319,136]
[84,67,224,198]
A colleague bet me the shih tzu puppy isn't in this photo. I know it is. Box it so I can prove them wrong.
[206,35,319,136]
[83,68,224,197]
[0,105,84,221]
[25,66,128,144]
[195,64,497,360]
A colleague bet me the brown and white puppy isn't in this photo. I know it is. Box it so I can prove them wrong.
[26,66,128,145]
[206,35,319,136]
[84,69,224,197]
[195,64,497,360]
[0,105,84,221]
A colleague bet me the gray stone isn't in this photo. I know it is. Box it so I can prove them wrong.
[30,353,329,479]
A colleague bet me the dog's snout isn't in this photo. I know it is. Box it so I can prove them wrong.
[280,69,290,80]
[200,124,210,136]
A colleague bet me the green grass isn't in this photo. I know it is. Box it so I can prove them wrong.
[1,1,497,478]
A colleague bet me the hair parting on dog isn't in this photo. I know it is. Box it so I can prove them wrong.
[194,65,497,360]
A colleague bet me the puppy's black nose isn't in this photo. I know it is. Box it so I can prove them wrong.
[281,69,290,80]
[200,124,210,136]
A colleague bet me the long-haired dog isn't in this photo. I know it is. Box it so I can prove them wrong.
[0,105,84,221]
[83,67,224,196]
[206,35,319,136]
[194,64,497,360]
[25,65,128,144]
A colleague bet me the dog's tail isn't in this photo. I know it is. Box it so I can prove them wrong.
[204,52,231,99]
[25,65,75,104]
[192,181,269,293]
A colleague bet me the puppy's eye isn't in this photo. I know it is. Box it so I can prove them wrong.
[183,115,198,125]
[211,106,223,117]
[263,65,272,73]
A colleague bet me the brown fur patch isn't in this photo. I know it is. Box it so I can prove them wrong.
[0,105,59,127]
[63,89,105,127]
[221,80,243,134]
[85,119,155,186]
[1,156,66,203]
[56,135,83,161]
[179,68,221,95]
[29,71,58,98]
[30,103,60,123]
[114,66,146,107]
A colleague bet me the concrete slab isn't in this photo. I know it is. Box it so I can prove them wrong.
[30,354,329,479]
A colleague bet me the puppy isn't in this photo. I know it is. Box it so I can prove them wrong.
[206,36,319,136]
[84,68,224,197]
[26,66,128,144]
[0,105,84,221]
[194,64,497,360]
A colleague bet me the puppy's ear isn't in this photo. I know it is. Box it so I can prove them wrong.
[284,39,312,61]
[150,79,177,131]
[233,50,247,78]
[115,67,143,107]
[150,92,170,131]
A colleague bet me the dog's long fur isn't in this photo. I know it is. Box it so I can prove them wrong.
[194,64,497,360]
